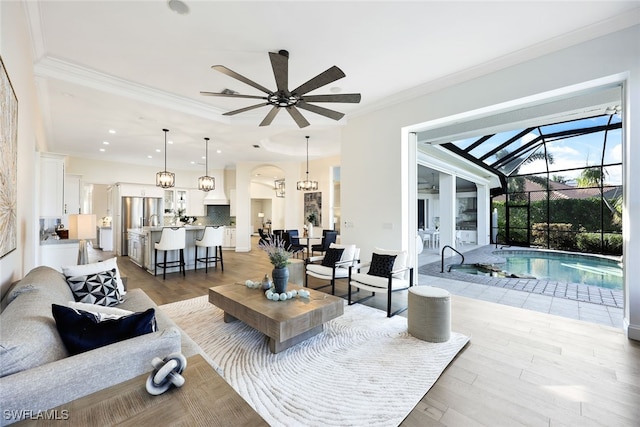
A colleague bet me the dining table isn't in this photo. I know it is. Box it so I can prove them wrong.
[298,236,322,259]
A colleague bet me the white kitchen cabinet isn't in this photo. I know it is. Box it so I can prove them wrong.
[39,154,65,217]
[99,227,114,251]
[39,242,79,271]
[188,189,206,216]
[163,189,189,216]
[64,174,81,216]
[223,227,236,249]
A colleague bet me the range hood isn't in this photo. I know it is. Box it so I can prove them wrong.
[203,174,230,205]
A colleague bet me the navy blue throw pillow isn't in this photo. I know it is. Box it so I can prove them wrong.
[367,253,397,278]
[51,304,156,355]
[321,248,345,268]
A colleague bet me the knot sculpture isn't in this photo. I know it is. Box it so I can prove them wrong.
[145,352,187,395]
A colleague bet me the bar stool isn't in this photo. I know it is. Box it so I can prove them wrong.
[195,226,224,273]
[154,227,186,280]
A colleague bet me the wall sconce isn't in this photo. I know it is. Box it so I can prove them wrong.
[274,179,285,198]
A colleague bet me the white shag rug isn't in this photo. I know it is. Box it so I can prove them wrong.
[160,295,469,427]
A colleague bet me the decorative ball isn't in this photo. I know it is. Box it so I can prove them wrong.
[286,291,293,299]
[279,293,287,301]
[245,280,253,287]
[291,289,298,296]
[271,293,279,300]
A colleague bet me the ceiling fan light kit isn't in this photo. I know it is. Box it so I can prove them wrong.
[201,50,361,128]
[297,136,318,191]
[156,128,175,189]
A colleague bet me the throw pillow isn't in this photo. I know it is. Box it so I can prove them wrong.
[374,247,408,279]
[65,268,124,307]
[321,248,345,268]
[367,253,397,278]
[62,257,126,296]
[67,301,134,318]
[51,304,156,355]
[329,243,357,265]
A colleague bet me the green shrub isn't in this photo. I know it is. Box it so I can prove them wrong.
[576,232,622,255]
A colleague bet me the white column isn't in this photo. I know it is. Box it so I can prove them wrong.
[476,183,490,245]
[438,172,456,250]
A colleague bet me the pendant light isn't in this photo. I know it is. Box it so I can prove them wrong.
[198,137,215,192]
[156,128,175,188]
[297,136,318,191]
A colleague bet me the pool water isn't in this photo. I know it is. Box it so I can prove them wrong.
[500,251,622,290]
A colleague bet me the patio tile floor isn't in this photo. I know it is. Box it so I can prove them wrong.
[418,244,624,329]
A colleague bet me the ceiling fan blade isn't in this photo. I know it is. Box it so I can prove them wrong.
[285,106,310,128]
[200,91,267,100]
[259,106,281,126]
[222,103,269,116]
[292,66,345,96]
[302,93,362,103]
[212,65,272,94]
[297,101,345,121]
[269,51,289,93]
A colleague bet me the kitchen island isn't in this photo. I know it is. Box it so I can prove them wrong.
[127,225,233,275]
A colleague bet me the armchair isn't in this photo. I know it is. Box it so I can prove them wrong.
[348,248,414,317]
[305,244,360,295]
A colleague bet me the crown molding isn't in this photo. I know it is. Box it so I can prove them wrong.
[33,56,230,123]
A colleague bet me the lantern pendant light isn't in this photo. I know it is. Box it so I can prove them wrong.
[156,128,175,188]
[198,137,215,192]
[297,136,318,191]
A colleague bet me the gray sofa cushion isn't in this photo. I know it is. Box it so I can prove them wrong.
[0,266,73,377]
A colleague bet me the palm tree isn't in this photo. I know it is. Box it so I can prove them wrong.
[576,166,606,187]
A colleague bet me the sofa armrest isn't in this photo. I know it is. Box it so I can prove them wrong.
[0,327,181,426]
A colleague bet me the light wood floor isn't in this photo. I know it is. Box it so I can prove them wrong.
[107,240,640,427]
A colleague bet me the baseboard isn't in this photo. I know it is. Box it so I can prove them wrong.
[624,318,640,341]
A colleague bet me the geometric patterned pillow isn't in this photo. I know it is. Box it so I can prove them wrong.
[367,253,397,278]
[65,268,123,307]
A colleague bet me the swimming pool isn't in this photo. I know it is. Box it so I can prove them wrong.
[496,250,623,290]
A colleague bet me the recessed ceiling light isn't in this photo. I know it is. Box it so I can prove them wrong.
[168,140,174,144]
[147,155,153,159]
[216,149,222,154]
[99,148,105,152]
[102,141,110,145]
[201,156,206,160]
[155,149,161,153]
[190,161,195,164]
[108,129,116,134]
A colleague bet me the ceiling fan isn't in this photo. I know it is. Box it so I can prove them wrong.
[200,50,361,128]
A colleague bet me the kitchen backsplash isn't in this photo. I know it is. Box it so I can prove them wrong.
[162,205,234,226]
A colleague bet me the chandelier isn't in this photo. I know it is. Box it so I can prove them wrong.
[198,137,215,192]
[156,128,175,188]
[274,179,285,198]
[297,136,318,191]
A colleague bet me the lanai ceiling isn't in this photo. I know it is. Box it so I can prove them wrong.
[24,1,640,172]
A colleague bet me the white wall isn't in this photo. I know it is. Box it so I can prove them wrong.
[342,25,640,339]
[0,2,45,297]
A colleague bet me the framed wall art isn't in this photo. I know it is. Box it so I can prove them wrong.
[0,56,18,259]
[304,192,322,226]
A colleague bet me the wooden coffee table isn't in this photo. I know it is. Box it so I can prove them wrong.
[209,283,343,353]
[16,354,267,426]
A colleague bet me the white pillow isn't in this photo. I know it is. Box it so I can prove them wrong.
[62,257,126,295]
[67,301,133,318]
[330,243,356,264]
[373,247,408,279]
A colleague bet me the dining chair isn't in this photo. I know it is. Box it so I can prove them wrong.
[311,230,337,256]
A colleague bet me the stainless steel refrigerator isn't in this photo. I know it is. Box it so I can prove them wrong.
[121,197,162,255]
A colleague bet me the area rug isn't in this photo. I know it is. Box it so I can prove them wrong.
[160,295,469,427]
